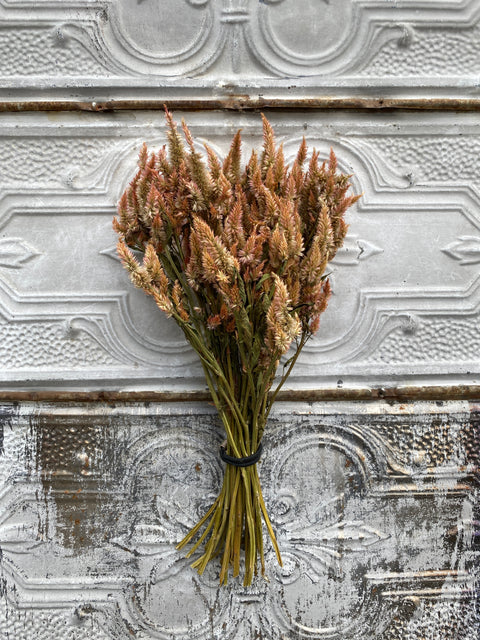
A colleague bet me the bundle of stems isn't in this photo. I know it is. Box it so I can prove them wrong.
[113,109,360,585]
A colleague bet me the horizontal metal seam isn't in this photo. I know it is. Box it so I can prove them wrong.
[0,386,479,403]
[3,98,480,112]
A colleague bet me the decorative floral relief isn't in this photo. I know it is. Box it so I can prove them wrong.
[250,0,357,75]
[360,18,480,78]
[0,238,40,269]
[332,235,383,266]
[363,135,480,188]
[276,511,389,583]
[442,236,480,265]
[0,522,43,555]
[108,423,391,639]
[0,407,477,639]
[0,496,49,608]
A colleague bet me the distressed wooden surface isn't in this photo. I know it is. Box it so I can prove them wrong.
[0,401,478,639]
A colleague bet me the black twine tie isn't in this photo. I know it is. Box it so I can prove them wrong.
[219,442,263,467]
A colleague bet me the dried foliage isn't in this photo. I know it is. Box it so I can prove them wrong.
[113,109,360,585]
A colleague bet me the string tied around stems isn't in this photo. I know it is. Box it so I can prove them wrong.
[220,442,263,467]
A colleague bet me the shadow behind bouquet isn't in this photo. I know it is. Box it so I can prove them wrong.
[113,110,360,586]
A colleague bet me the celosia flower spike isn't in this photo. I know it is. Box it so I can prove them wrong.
[266,274,301,354]
[223,129,242,185]
[181,119,212,202]
[137,142,148,170]
[296,137,307,167]
[164,106,185,168]
[260,114,276,175]
[116,240,151,291]
[328,147,338,175]
[205,144,222,182]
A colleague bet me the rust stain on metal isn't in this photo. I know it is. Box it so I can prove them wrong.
[0,384,479,404]
[2,97,480,112]
[33,414,120,552]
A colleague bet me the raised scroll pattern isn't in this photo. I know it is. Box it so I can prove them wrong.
[0,0,479,80]
[0,117,480,382]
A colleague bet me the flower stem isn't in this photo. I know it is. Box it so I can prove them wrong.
[177,456,281,586]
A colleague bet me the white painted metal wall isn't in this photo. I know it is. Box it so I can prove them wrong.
[0,2,478,639]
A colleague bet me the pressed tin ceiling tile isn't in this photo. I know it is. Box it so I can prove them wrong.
[0,400,478,639]
[0,0,479,100]
[0,111,478,390]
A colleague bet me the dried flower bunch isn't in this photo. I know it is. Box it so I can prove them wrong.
[113,109,360,586]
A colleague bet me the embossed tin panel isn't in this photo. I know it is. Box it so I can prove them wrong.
[0,401,478,639]
[0,111,479,390]
[0,0,480,100]
[0,1,479,638]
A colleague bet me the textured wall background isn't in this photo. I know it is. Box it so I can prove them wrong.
[0,1,479,638]
[1,111,480,390]
[0,401,478,639]
[0,0,479,98]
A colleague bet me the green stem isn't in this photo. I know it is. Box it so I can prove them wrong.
[265,332,309,421]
